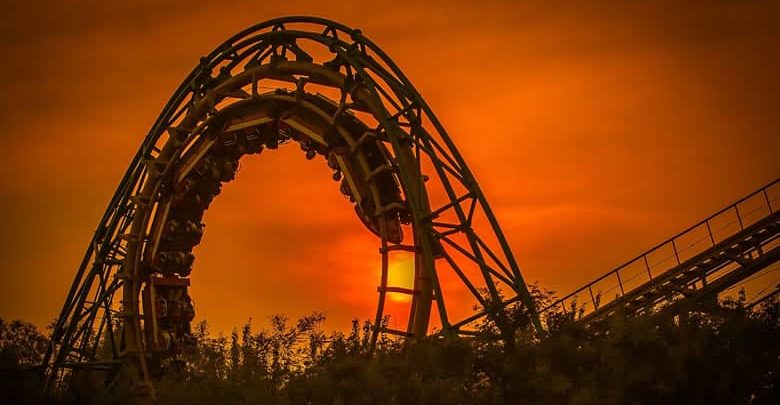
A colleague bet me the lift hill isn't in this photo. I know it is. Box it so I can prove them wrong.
[539,179,780,325]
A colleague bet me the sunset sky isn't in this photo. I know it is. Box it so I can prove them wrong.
[0,0,778,335]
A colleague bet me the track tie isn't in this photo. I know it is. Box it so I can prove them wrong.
[167,126,191,142]
[130,195,152,206]
[215,88,251,100]
[380,244,417,253]
[378,286,418,295]
[366,163,397,181]
[379,327,413,337]
[350,131,378,155]
[118,233,140,242]
[375,202,405,216]
[144,158,169,176]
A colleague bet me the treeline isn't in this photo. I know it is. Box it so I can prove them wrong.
[2,292,779,404]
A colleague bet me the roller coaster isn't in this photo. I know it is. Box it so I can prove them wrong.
[40,17,780,401]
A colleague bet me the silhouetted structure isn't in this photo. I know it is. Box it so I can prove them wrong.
[39,16,780,402]
[41,17,543,400]
[540,180,779,325]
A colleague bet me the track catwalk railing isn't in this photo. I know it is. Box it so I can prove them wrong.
[540,178,779,321]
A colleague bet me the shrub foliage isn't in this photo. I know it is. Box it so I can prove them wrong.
[1,292,778,404]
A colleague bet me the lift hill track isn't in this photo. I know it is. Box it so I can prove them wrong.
[540,179,780,325]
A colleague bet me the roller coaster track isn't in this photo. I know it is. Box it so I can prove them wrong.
[540,179,780,325]
[40,16,780,401]
[41,17,544,399]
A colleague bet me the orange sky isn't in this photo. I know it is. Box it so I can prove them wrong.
[0,0,778,335]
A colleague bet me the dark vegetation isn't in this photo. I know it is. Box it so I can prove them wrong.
[2,290,779,405]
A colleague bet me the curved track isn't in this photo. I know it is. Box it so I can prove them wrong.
[42,17,542,398]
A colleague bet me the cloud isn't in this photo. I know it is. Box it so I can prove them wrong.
[0,0,778,333]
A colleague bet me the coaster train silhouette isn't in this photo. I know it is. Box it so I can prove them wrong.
[42,16,543,399]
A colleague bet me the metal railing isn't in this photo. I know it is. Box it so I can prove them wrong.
[539,178,779,319]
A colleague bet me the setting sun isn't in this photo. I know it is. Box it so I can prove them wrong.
[385,253,416,303]
[1,3,779,404]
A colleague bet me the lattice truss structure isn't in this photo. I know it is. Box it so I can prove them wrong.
[539,180,779,325]
[42,17,543,393]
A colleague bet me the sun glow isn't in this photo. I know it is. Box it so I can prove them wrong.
[386,253,416,303]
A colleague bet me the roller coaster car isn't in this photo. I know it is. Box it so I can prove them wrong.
[160,219,204,250]
[218,156,240,182]
[228,127,265,156]
[216,93,407,245]
[153,92,408,271]
[153,251,194,277]
[216,118,298,157]
[142,276,196,353]
[174,176,222,210]
[329,145,405,244]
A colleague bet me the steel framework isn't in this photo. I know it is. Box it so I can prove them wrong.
[41,17,543,399]
[540,179,780,326]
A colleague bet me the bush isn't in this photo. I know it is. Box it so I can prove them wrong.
[1,295,778,404]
